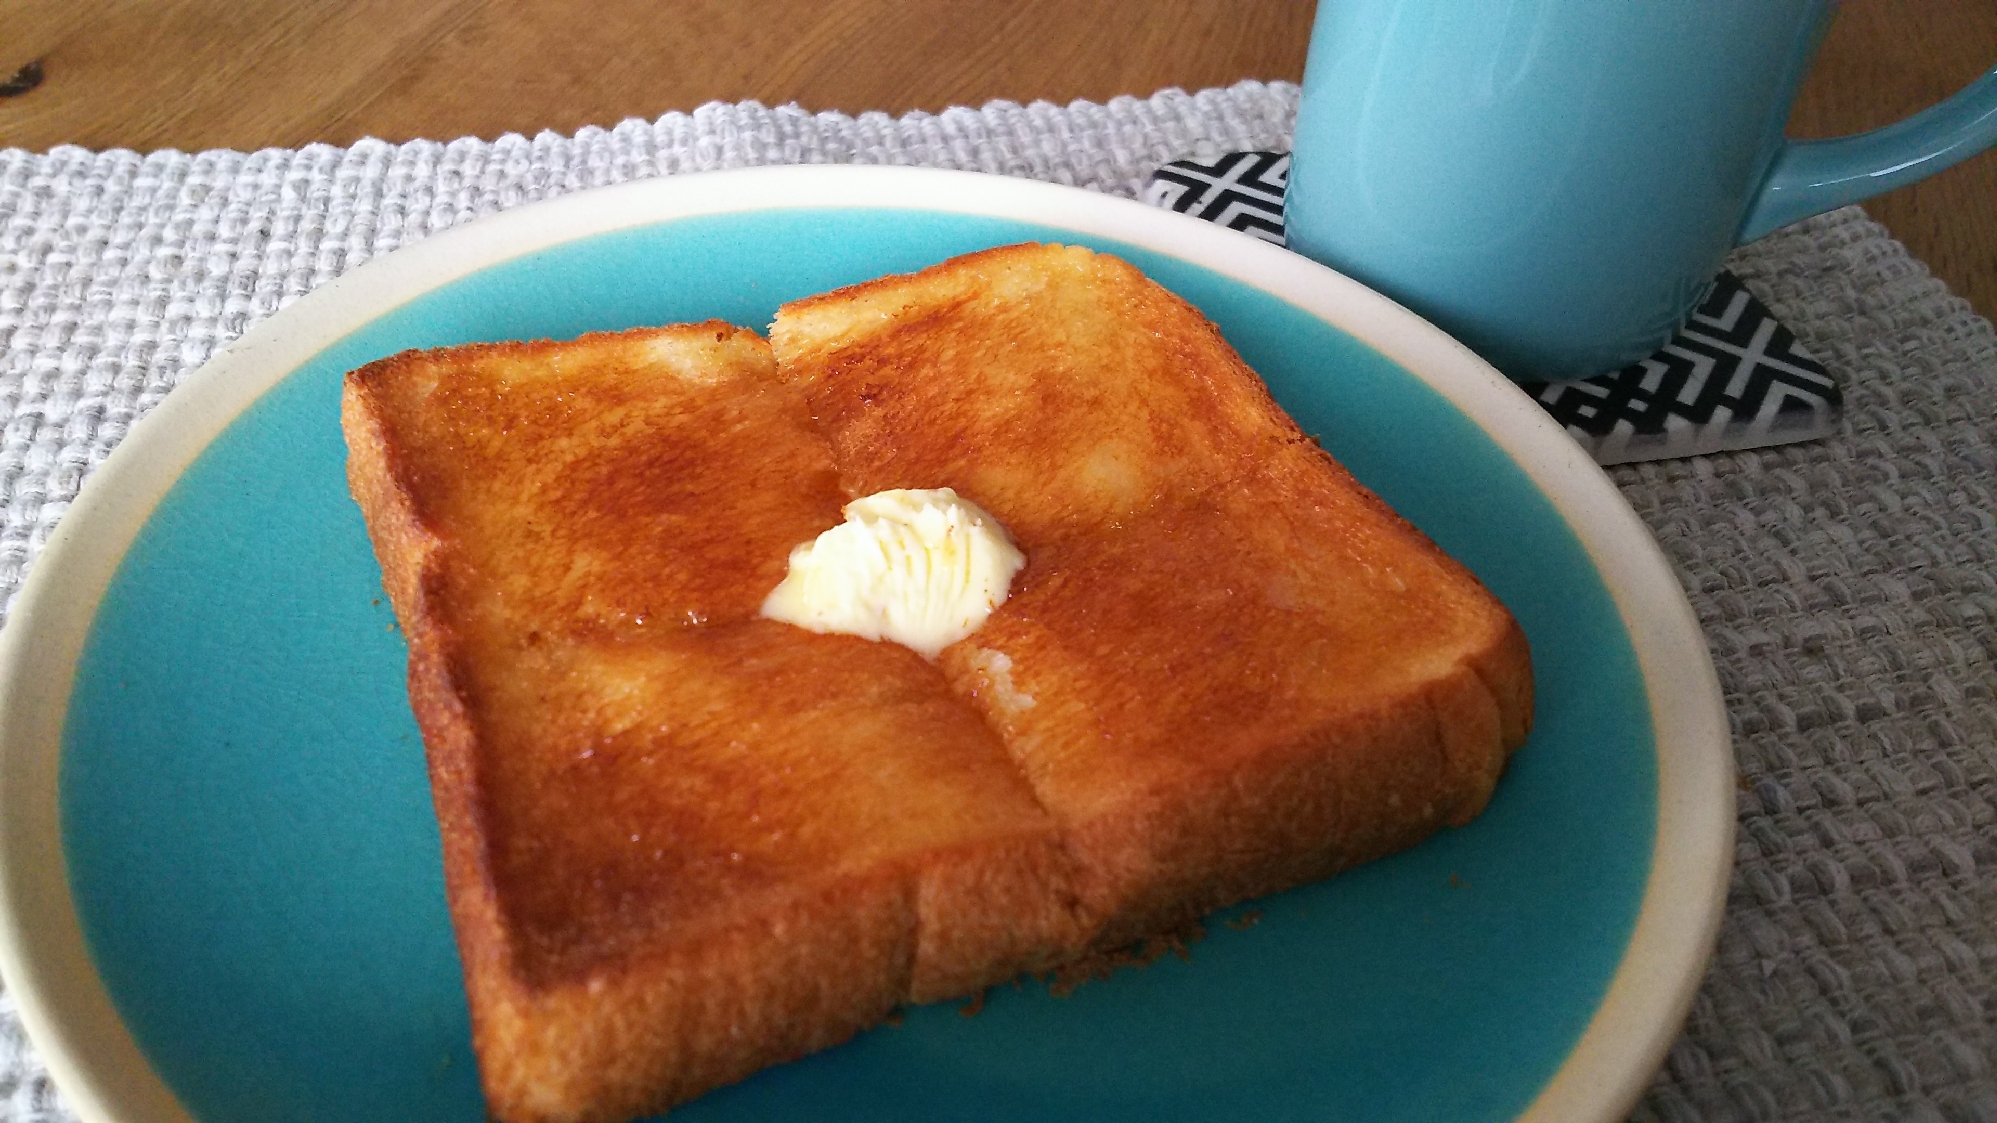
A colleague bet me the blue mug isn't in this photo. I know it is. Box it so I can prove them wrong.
[1286,0,1997,382]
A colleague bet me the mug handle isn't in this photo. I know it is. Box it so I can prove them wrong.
[1738,61,1997,242]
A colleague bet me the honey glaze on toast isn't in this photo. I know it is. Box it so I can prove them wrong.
[344,248,1532,1123]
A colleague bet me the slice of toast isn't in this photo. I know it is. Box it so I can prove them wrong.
[769,243,1532,946]
[343,325,1085,1123]
[344,246,1532,1123]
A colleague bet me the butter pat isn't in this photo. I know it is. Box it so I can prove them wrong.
[761,488,1025,659]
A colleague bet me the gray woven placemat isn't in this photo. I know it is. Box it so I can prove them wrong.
[0,80,1991,1123]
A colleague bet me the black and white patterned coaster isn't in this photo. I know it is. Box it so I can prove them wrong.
[1145,151,1291,246]
[1143,152,1843,465]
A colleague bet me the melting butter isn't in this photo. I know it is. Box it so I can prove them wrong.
[760,488,1024,659]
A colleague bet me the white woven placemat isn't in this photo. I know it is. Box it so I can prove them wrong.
[1,80,1993,1123]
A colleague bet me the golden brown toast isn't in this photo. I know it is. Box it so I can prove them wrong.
[343,245,1532,1123]
[343,325,1085,1123]
[769,243,1532,946]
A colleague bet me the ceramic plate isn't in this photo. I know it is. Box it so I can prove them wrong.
[0,166,1732,1123]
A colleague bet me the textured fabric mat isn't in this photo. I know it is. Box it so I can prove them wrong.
[1,80,1993,1123]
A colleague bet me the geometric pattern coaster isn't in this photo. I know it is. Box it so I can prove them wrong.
[1142,150,1290,247]
[1143,151,1843,465]
[1515,273,1843,464]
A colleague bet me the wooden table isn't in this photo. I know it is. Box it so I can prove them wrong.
[2,0,1993,320]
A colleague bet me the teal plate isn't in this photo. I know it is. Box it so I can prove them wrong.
[0,168,1732,1123]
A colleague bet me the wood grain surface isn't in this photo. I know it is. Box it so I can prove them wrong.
[1,0,1992,318]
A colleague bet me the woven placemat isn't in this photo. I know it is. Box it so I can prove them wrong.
[1,81,1993,1123]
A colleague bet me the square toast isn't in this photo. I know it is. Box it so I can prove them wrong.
[343,244,1532,1123]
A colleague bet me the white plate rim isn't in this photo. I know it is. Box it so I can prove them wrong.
[0,163,1734,1123]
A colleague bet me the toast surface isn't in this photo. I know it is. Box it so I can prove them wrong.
[345,245,1532,1123]
[771,244,1531,943]
[344,324,1083,1123]
[770,243,1304,547]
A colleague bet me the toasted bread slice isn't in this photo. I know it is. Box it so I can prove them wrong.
[343,325,1084,1123]
[770,244,1532,945]
[345,246,1532,1123]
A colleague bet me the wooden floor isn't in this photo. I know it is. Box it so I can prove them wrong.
[1,0,1993,320]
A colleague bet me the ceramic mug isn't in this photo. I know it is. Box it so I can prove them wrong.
[1285,0,1997,383]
